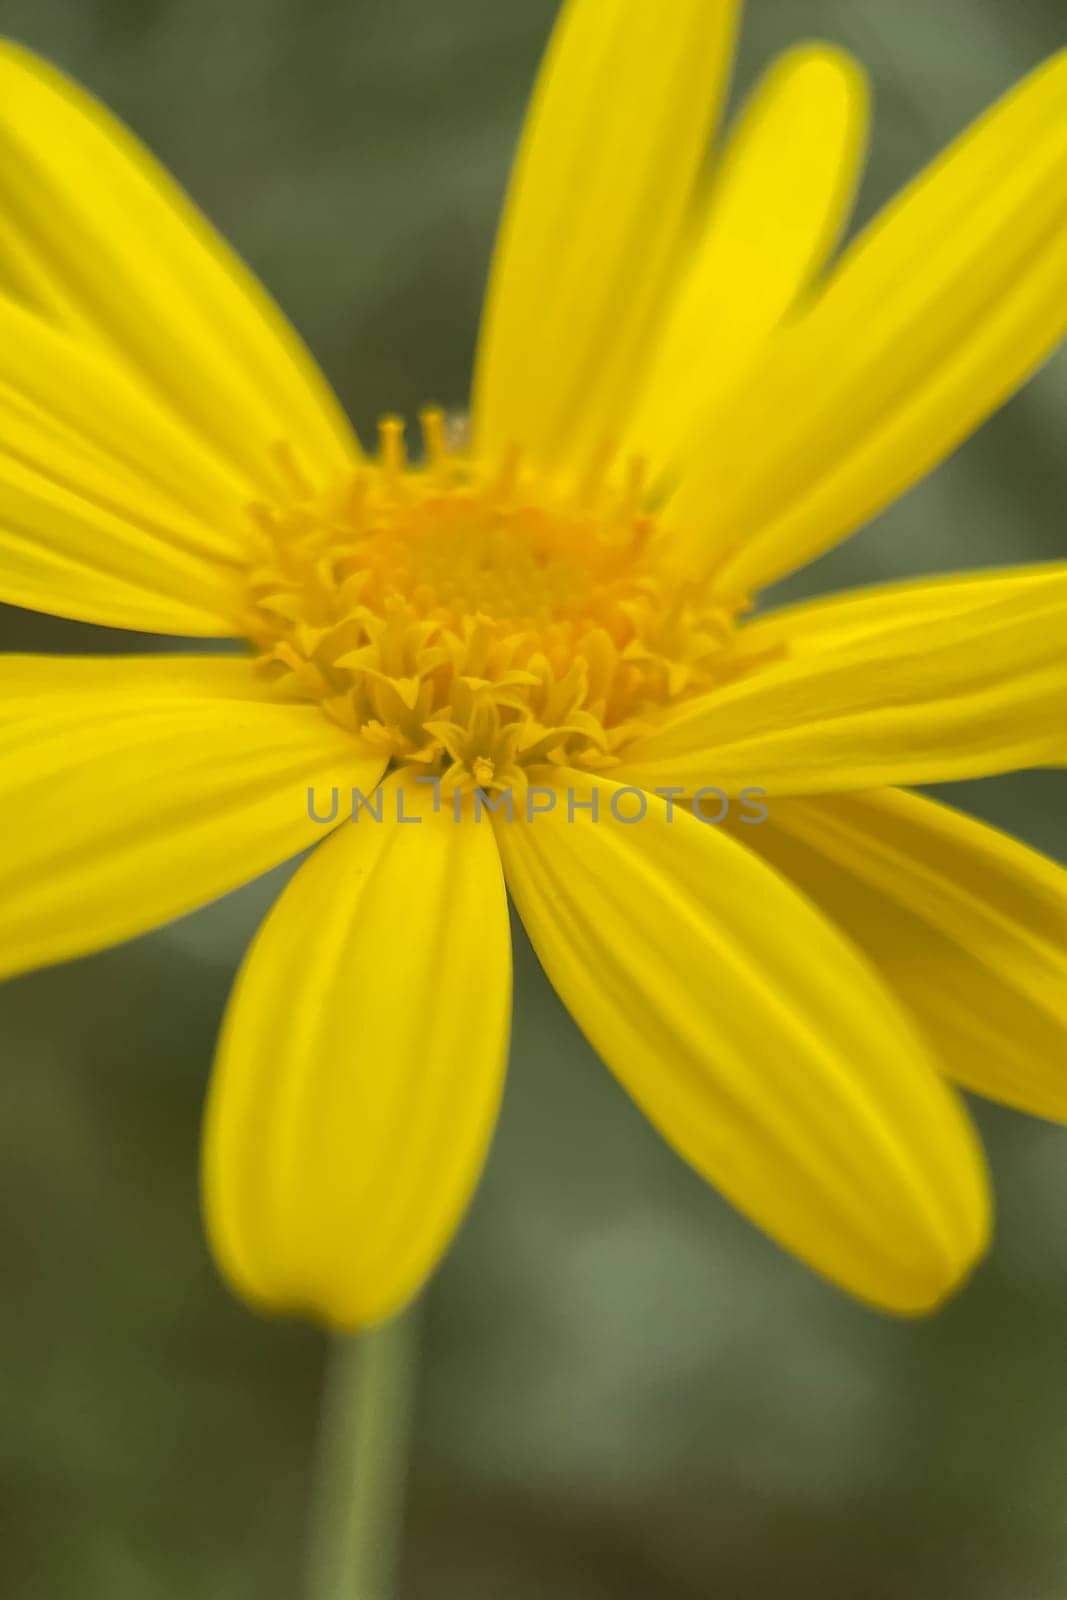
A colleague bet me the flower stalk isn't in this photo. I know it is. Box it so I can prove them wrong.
[305,1312,417,1600]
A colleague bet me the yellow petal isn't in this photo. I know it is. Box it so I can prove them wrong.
[494,772,988,1313]
[619,569,1067,795]
[473,0,738,479]
[0,653,381,977]
[735,789,1067,1124]
[0,297,256,633]
[0,42,358,494]
[741,562,1063,660]
[666,48,1067,590]
[627,44,869,476]
[0,208,72,315]
[203,772,511,1329]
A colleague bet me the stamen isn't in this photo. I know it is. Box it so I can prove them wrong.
[378,415,407,478]
[419,406,447,470]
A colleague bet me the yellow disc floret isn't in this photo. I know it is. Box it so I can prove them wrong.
[243,411,771,792]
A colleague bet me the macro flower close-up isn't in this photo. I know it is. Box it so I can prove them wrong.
[2,0,1067,1593]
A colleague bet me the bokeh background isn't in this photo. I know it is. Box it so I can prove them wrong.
[1,0,1066,1595]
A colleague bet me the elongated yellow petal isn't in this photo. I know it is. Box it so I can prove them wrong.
[0,209,72,315]
[741,563,1063,660]
[204,773,511,1329]
[0,42,358,494]
[619,571,1067,795]
[495,772,988,1312]
[666,48,1067,590]
[738,790,1067,1123]
[473,0,738,479]
[0,298,257,632]
[0,654,380,977]
[0,296,255,530]
[627,44,868,476]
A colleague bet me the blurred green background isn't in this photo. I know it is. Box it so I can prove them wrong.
[1,0,1066,1595]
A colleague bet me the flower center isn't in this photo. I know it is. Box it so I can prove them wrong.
[243,411,762,791]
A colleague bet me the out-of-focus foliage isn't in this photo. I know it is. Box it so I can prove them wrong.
[0,0,1065,1595]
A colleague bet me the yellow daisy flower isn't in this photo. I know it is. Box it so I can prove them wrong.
[2,1,1066,1328]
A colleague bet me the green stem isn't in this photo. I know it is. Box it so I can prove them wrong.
[304,1312,417,1600]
